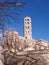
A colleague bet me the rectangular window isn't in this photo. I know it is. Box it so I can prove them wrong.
[27,19,29,21]
[27,22,29,24]
[28,26,29,29]
[28,31,29,33]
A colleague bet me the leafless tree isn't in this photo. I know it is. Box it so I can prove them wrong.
[0,1,26,65]
[0,0,26,38]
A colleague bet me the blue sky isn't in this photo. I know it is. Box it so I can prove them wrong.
[0,0,49,41]
[10,0,49,41]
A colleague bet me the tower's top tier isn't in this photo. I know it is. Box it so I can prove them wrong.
[24,16,31,22]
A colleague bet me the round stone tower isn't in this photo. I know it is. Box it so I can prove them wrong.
[24,16,32,40]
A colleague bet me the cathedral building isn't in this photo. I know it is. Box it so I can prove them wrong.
[4,16,49,52]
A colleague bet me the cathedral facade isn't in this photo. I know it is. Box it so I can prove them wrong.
[4,16,49,52]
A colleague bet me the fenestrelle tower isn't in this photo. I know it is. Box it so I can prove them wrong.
[24,16,32,40]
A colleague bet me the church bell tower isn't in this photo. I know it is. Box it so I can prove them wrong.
[24,16,32,40]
